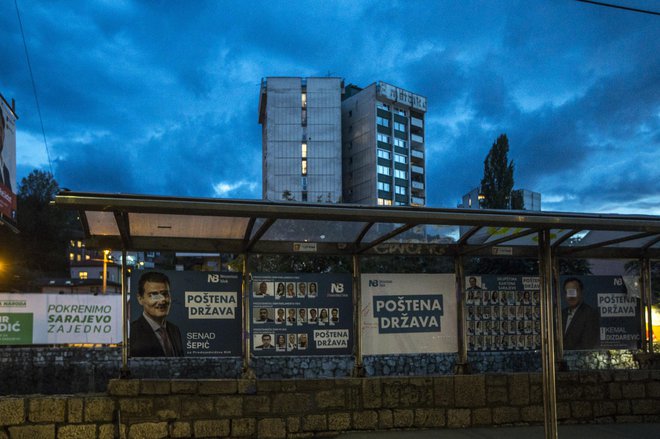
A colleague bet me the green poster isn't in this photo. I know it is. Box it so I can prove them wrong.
[0,313,33,345]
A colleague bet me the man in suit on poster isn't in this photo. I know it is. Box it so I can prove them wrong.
[561,277,600,350]
[130,271,184,357]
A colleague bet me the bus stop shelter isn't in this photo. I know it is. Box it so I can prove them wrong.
[53,191,660,439]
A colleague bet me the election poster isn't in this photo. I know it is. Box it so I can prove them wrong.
[361,273,457,355]
[0,293,121,345]
[129,270,242,357]
[0,97,17,221]
[465,275,541,352]
[559,275,640,350]
[250,273,353,356]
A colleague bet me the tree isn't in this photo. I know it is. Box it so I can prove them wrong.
[480,134,514,209]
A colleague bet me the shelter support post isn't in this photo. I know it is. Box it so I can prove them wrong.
[641,258,654,354]
[539,230,558,439]
[241,253,255,379]
[120,248,130,378]
[352,254,365,377]
[454,255,470,374]
[552,257,567,371]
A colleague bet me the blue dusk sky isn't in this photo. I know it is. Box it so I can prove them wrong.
[1,1,658,214]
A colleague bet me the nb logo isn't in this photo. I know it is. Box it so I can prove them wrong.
[331,283,344,293]
[207,274,220,283]
[369,280,379,287]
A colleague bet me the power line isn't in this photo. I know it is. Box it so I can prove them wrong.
[576,0,660,16]
[14,0,54,176]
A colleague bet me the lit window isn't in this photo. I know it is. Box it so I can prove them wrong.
[301,159,307,176]
[377,165,391,176]
[377,149,391,160]
[394,169,407,179]
[393,138,407,148]
[301,92,307,108]
[378,198,393,206]
[394,122,406,132]
[377,133,390,144]
[377,181,391,192]
[79,272,88,280]
[377,116,389,127]
[77,241,82,248]
[76,254,81,262]
[69,253,75,261]
[85,254,90,260]
[394,153,407,164]
[395,185,407,195]
[302,142,307,158]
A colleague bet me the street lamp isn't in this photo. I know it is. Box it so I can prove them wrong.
[102,249,111,294]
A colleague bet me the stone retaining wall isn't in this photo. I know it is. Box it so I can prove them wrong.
[1,370,658,438]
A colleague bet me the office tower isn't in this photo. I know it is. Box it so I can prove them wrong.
[341,81,427,206]
[259,77,344,203]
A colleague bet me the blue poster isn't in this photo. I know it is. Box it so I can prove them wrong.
[559,275,640,350]
[129,270,242,357]
[250,273,353,356]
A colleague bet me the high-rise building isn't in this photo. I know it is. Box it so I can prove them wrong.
[458,187,542,211]
[341,81,427,206]
[258,77,344,203]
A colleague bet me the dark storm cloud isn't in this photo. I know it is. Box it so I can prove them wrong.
[1,0,658,213]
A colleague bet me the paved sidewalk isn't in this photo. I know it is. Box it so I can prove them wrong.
[337,423,660,438]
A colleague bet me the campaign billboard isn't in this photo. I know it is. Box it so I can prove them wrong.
[0,294,121,345]
[0,97,17,221]
[465,275,541,352]
[129,270,242,357]
[559,275,640,350]
[249,273,353,356]
[361,273,457,355]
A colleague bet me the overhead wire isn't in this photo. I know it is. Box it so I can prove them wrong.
[14,0,54,176]
[575,0,660,16]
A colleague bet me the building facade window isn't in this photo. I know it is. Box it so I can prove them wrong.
[394,108,406,116]
[377,102,390,111]
[377,181,391,192]
[395,185,407,195]
[377,149,391,160]
[393,138,407,148]
[393,121,406,132]
[79,272,88,280]
[394,169,407,179]
[302,142,307,158]
[377,198,393,206]
[394,153,407,164]
[301,159,307,176]
[377,165,391,176]
[377,133,390,144]
[377,116,389,127]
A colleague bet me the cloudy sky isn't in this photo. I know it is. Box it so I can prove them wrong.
[1,0,658,214]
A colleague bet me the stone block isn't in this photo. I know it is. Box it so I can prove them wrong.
[98,424,118,439]
[377,409,392,429]
[557,383,582,401]
[629,370,649,381]
[270,393,311,415]
[237,379,257,395]
[446,409,471,428]
[582,384,606,400]
[632,400,659,415]
[454,375,485,407]
[28,397,67,423]
[392,409,414,428]
[215,395,243,417]
[521,405,544,423]
[352,410,378,430]
[301,414,326,432]
[257,418,286,439]
[198,380,238,395]
[140,380,170,395]
[315,389,345,410]
[486,373,508,386]
[170,422,191,438]
[243,395,271,416]
[328,413,351,431]
[286,416,300,433]
[616,415,642,423]
[529,384,543,404]
[180,397,214,418]
[414,408,445,428]
[67,398,83,423]
[608,382,622,399]
[593,400,617,418]
[616,401,631,415]
[361,379,382,409]
[0,398,24,426]
[492,406,519,424]
[119,398,154,417]
[108,379,140,397]
[85,397,115,422]
[612,371,629,381]
[648,381,660,398]
[8,425,55,439]
[194,420,230,438]
[487,386,508,404]
[471,407,492,426]
[128,422,168,439]
[170,380,198,394]
[153,396,181,420]
[571,401,592,419]
[556,402,571,420]
[579,372,599,384]
[295,380,335,391]
[57,424,96,439]
[508,374,529,405]
[257,380,282,392]
[621,383,645,399]
[231,418,256,437]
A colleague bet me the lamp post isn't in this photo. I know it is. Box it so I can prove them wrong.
[102,249,111,294]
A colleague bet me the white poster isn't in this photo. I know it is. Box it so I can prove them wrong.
[360,274,457,355]
[0,294,121,345]
[0,98,17,220]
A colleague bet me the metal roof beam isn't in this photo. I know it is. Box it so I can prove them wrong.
[357,224,415,254]
[460,228,540,256]
[457,226,481,246]
[551,229,582,250]
[559,232,658,256]
[244,218,276,253]
[353,222,375,247]
[113,211,132,249]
